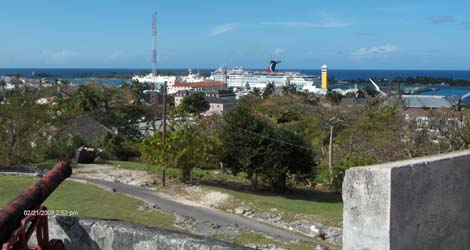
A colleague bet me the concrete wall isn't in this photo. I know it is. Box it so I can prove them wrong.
[38,216,250,250]
[342,151,470,250]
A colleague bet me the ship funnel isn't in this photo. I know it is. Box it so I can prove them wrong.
[267,60,282,73]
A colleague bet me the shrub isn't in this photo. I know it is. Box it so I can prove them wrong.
[103,133,140,161]
[331,152,378,192]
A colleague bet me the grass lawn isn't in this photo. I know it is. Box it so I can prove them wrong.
[207,185,343,227]
[31,160,343,227]
[33,159,60,170]
[233,231,330,250]
[108,160,343,227]
[0,176,176,230]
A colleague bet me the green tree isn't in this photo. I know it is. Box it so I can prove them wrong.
[169,126,210,181]
[219,98,315,192]
[363,86,379,97]
[103,133,140,161]
[262,83,275,98]
[68,85,102,112]
[220,100,271,188]
[331,152,378,192]
[140,125,214,182]
[244,82,251,90]
[178,92,209,115]
[101,103,148,139]
[326,90,342,104]
[140,132,167,168]
[262,128,315,192]
[251,87,261,98]
[281,84,297,95]
[0,93,51,166]
[57,84,149,140]
[120,80,151,104]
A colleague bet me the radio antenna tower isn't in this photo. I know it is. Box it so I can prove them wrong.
[152,12,157,76]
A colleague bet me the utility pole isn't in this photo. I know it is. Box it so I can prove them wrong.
[223,65,228,90]
[152,12,157,77]
[162,81,167,186]
[328,125,334,184]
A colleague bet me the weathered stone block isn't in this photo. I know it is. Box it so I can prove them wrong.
[44,216,250,250]
[343,151,470,250]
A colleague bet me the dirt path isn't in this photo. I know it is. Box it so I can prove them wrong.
[71,175,313,243]
[74,163,159,187]
[74,164,233,209]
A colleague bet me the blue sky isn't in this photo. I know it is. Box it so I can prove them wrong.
[1,0,470,70]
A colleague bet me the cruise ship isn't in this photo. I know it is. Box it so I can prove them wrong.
[209,61,319,89]
[132,61,320,93]
[132,69,205,86]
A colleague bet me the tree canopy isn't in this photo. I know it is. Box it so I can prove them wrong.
[178,92,210,115]
[219,98,316,192]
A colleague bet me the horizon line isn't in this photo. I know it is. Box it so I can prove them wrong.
[1,67,470,72]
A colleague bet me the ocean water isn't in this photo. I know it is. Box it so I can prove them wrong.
[2,68,470,96]
[326,70,470,81]
[418,86,470,97]
[2,68,470,80]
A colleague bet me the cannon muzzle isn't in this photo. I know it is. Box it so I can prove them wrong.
[0,158,72,246]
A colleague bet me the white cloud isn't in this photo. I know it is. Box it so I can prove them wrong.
[209,23,239,37]
[357,32,377,37]
[260,21,348,28]
[352,44,399,57]
[42,50,79,63]
[0,49,149,68]
[463,22,470,30]
[429,16,456,24]
[357,6,416,12]
[273,48,284,55]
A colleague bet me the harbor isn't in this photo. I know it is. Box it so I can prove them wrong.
[4,67,470,98]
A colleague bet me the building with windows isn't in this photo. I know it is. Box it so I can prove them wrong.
[170,81,225,94]
[175,89,236,116]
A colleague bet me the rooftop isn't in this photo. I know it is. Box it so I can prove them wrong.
[401,95,453,109]
[65,114,112,144]
[173,81,225,88]
[405,107,470,120]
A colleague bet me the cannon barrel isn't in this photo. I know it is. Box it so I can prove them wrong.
[0,158,72,246]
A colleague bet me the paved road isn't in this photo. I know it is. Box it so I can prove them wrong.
[71,176,312,242]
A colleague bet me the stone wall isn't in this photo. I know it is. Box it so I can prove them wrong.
[342,151,470,250]
[42,216,250,250]
[0,166,42,174]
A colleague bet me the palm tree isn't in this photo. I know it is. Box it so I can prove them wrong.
[281,84,297,95]
[123,80,151,105]
[100,85,117,112]
[244,82,251,90]
[251,87,261,98]
[262,82,275,98]
[326,90,342,104]
[70,85,101,112]
[281,85,289,95]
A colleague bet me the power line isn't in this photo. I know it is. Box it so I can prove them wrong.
[222,120,315,151]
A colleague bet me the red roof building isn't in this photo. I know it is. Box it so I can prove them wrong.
[170,81,225,93]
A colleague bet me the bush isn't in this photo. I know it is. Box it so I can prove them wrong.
[103,133,140,161]
[140,132,165,166]
[331,152,378,192]
[220,100,316,192]
[140,126,216,182]
[47,136,85,159]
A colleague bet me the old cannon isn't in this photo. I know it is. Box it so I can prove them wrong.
[0,158,72,250]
